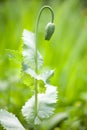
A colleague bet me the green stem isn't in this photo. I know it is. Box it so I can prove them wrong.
[34,6,54,130]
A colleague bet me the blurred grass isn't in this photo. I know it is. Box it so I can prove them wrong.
[0,0,87,129]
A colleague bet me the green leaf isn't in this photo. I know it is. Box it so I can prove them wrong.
[22,84,57,125]
[41,112,68,130]
[24,67,38,79]
[22,67,55,91]
[21,72,34,87]
[24,67,54,83]
[48,112,68,129]
[22,29,43,70]
[0,109,25,130]
[21,67,37,88]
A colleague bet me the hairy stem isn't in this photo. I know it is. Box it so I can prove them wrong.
[34,6,54,130]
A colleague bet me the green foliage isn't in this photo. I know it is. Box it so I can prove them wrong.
[0,0,87,129]
[0,26,57,129]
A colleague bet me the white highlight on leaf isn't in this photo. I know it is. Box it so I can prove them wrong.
[22,29,35,50]
[0,109,25,130]
[22,29,43,69]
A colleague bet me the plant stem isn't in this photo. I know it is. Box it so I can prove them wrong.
[34,6,54,130]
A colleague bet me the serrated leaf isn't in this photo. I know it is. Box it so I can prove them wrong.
[39,68,54,83]
[22,67,55,92]
[25,67,54,83]
[22,29,43,70]
[24,67,38,79]
[0,109,25,130]
[22,29,35,50]
[22,84,57,125]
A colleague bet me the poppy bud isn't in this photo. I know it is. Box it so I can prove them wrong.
[45,22,55,40]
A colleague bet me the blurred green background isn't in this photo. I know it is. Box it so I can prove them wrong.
[0,0,87,130]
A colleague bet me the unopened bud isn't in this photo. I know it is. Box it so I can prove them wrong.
[45,22,55,40]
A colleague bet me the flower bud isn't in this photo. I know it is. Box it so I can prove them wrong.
[45,22,55,40]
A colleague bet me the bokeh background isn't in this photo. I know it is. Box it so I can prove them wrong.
[0,0,87,129]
